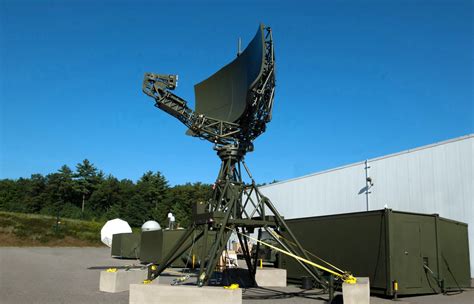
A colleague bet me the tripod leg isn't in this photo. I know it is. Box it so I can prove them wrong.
[252,228,262,276]
[198,180,239,286]
[198,229,233,286]
[237,228,257,286]
[197,224,209,279]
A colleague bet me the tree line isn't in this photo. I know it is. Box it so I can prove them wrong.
[0,159,213,227]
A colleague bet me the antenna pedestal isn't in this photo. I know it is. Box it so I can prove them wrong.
[148,145,328,289]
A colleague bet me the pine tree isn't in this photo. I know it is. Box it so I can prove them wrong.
[74,159,102,214]
[136,171,169,222]
[43,165,75,216]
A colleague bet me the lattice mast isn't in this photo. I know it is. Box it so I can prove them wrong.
[142,25,328,289]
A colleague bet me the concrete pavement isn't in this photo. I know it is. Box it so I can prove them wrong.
[1,247,472,304]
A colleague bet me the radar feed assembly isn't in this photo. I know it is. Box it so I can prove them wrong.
[142,24,339,290]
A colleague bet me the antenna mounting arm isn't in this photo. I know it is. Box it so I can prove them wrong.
[142,73,242,146]
[143,73,193,123]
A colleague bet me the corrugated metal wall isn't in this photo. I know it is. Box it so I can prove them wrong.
[259,134,474,276]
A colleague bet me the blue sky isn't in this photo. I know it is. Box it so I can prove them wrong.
[0,0,472,185]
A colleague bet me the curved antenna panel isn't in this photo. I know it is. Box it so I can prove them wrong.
[194,25,265,123]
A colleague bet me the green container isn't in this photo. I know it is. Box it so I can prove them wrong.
[281,209,470,296]
[111,232,141,259]
[139,229,218,268]
[139,229,188,267]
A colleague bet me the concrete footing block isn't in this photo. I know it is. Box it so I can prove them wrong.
[255,268,287,287]
[342,277,370,304]
[129,284,242,304]
[100,269,148,293]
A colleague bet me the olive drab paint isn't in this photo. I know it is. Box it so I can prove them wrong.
[280,209,470,296]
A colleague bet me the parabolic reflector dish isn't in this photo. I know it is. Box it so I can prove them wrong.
[194,24,265,123]
[100,218,132,247]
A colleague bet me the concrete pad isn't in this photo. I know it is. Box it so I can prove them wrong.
[100,269,148,293]
[130,284,242,304]
[342,277,370,304]
[255,268,287,287]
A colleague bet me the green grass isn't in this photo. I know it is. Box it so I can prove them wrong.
[0,211,106,246]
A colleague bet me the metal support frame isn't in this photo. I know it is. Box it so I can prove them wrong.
[148,144,328,289]
[143,25,329,291]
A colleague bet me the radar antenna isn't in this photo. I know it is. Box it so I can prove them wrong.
[142,24,331,292]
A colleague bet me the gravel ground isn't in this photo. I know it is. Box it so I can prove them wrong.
[0,247,472,304]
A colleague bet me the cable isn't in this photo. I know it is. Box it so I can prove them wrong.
[268,229,344,274]
[441,254,464,296]
[242,286,327,300]
[423,265,441,294]
[229,227,356,284]
[442,255,464,295]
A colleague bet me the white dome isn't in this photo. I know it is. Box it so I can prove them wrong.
[141,220,161,232]
[100,218,132,247]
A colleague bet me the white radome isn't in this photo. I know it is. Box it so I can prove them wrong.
[100,218,132,247]
[141,220,161,232]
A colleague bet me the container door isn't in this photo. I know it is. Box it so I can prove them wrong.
[394,222,423,289]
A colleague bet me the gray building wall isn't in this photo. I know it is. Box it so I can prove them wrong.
[259,134,473,276]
